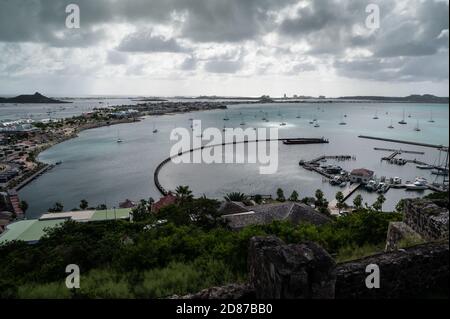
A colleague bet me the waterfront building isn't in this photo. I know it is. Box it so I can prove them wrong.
[349,168,375,184]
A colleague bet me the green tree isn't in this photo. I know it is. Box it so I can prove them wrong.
[48,202,64,213]
[175,186,194,205]
[289,190,299,202]
[276,188,285,202]
[315,189,325,207]
[80,200,89,210]
[131,201,152,222]
[224,192,247,202]
[253,194,263,204]
[372,195,386,212]
[353,194,363,210]
[19,201,29,214]
[335,191,345,214]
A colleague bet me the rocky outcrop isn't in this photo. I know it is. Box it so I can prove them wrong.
[248,236,336,299]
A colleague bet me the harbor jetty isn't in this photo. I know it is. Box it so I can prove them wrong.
[359,135,448,151]
[154,137,330,196]
[299,155,355,179]
[12,164,55,192]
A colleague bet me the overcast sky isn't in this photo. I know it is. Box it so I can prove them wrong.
[0,0,448,97]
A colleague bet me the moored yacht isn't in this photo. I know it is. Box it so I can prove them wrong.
[405,178,428,190]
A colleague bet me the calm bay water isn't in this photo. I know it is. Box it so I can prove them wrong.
[0,97,139,121]
[14,102,449,218]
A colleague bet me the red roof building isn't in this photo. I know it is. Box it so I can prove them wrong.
[151,193,177,213]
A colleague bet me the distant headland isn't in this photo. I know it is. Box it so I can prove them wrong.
[0,92,71,104]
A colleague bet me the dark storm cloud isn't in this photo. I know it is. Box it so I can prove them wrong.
[373,0,449,57]
[0,0,295,46]
[117,30,190,53]
[0,0,113,46]
[0,0,448,84]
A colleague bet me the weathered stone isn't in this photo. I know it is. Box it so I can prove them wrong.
[385,221,423,252]
[404,199,449,241]
[336,241,449,299]
[248,236,336,299]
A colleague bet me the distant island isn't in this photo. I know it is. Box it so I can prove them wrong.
[337,94,449,104]
[0,92,71,104]
[193,94,449,104]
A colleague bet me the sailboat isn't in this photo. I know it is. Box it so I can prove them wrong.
[296,111,301,119]
[339,114,347,125]
[414,120,421,132]
[373,110,379,120]
[153,123,158,133]
[399,109,407,125]
[314,121,320,128]
[388,120,394,129]
[240,116,246,126]
[223,112,230,121]
[428,110,435,123]
[116,131,123,143]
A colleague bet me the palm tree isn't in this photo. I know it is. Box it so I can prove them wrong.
[224,192,247,202]
[353,194,363,210]
[335,191,345,214]
[175,186,194,204]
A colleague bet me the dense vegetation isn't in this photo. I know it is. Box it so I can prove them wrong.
[0,194,401,298]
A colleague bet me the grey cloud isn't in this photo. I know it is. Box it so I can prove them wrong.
[204,60,243,73]
[374,1,449,57]
[178,0,296,42]
[117,31,190,53]
[180,56,197,70]
[334,51,449,82]
[107,50,128,65]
